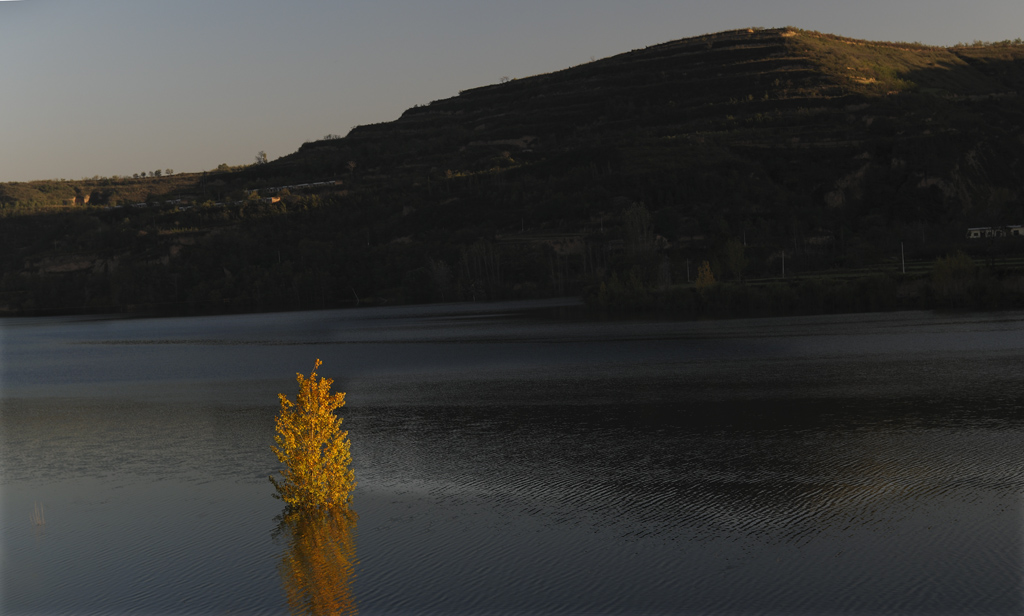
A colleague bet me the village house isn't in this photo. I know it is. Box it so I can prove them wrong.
[966,226,1023,239]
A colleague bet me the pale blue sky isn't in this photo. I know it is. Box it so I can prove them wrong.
[2,0,1022,183]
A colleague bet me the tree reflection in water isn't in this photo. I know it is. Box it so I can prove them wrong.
[275,507,358,615]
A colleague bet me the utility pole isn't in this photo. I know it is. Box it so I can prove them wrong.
[901,242,905,274]
[782,250,785,278]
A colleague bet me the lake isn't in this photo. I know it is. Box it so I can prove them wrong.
[2,300,1022,615]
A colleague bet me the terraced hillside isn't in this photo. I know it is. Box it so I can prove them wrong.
[3,28,1024,315]
[285,27,1024,235]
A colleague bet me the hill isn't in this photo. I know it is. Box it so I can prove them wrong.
[3,27,1024,316]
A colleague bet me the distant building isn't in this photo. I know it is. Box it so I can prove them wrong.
[966,226,1019,239]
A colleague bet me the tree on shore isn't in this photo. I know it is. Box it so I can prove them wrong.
[721,238,747,281]
[695,260,716,297]
[932,251,976,306]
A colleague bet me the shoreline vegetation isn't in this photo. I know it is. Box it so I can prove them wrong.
[585,257,1024,318]
[4,250,1024,322]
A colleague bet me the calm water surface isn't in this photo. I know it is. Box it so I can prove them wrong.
[2,300,1022,615]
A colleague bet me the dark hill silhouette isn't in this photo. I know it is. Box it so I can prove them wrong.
[3,28,1024,316]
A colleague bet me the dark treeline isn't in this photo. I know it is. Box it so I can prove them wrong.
[1,191,589,315]
[587,262,1024,318]
[4,170,1024,318]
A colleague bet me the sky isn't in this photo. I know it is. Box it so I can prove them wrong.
[1,0,1022,183]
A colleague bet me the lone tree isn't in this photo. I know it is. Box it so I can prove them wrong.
[271,360,355,511]
[695,260,716,297]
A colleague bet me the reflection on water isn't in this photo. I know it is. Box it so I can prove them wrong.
[276,507,358,616]
[2,302,1023,615]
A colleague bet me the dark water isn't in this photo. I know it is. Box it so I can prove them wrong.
[2,301,1022,615]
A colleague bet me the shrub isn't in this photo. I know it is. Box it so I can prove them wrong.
[932,251,976,306]
[270,360,355,511]
[695,260,716,297]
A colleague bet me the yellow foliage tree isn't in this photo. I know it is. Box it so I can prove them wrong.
[695,260,716,296]
[271,360,355,511]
